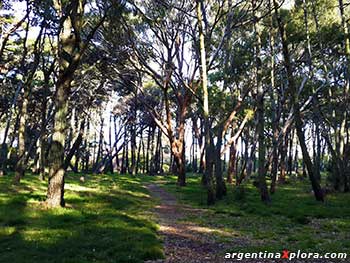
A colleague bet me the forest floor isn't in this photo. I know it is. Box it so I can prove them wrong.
[1,173,350,263]
[0,173,163,263]
[145,182,235,263]
[149,174,350,263]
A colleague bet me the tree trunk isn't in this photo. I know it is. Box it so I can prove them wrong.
[108,114,114,174]
[173,150,186,185]
[46,78,70,207]
[196,0,215,205]
[279,133,287,183]
[227,141,237,184]
[338,0,350,192]
[191,130,197,172]
[274,0,324,202]
[39,95,48,180]
[121,139,126,174]
[215,125,227,199]
[64,119,85,170]
[136,129,142,174]
[130,119,137,176]
[268,0,279,193]
[14,88,29,184]
[253,0,270,203]
[113,116,119,171]
[93,116,104,173]
[46,0,85,207]
[83,120,90,173]
[146,127,151,174]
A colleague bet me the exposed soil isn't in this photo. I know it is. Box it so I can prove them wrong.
[145,183,246,263]
[144,183,345,263]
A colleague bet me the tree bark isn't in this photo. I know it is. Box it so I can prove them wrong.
[227,140,237,184]
[46,0,84,207]
[47,77,70,207]
[14,88,29,184]
[196,0,215,205]
[338,0,350,192]
[273,0,324,201]
[253,0,270,203]
[215,125,227,199]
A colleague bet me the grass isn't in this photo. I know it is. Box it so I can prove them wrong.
[0,172,163,263]
[156,174,350,254]
[2,171,349,261]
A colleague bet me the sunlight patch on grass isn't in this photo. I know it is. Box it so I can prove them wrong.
[22,228,75,244]
[158,174,350,254]
[65,184,97,192]
[0,226,16,236]
[0,173,164,263]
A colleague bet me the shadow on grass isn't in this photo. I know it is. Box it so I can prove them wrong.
[159,174,350,253]
[0,173,164,263]
[1,219,162,263]
[163,174,350,220]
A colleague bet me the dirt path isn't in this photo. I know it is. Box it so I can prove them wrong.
[145,183,235,263]
[145,183,345,263]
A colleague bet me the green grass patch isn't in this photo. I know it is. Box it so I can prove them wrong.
[0,173,164,263]
[158,174,350,254]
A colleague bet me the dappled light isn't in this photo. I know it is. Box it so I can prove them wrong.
[1,0,350,262]
[0,173,163,263]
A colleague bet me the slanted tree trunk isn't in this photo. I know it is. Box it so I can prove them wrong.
[63,119,85,170]
[0,85,22,176]
[121,138,126,174]
[273,0,324,202]
[302,0,322,182]
[83,120,90,173]
[0,11,28,60]
[14,22,44,183]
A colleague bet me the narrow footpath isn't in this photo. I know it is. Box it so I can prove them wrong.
[144,183,338,263]
[145,183,237,263]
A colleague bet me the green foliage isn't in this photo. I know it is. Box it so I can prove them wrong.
[0,173,163,263]
[286,0,342,48]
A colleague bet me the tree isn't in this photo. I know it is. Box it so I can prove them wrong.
[46,0,112,207]
[196,0,215,205]
[273,0,324,202]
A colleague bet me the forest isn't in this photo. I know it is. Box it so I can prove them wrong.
[0,0,349,262]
